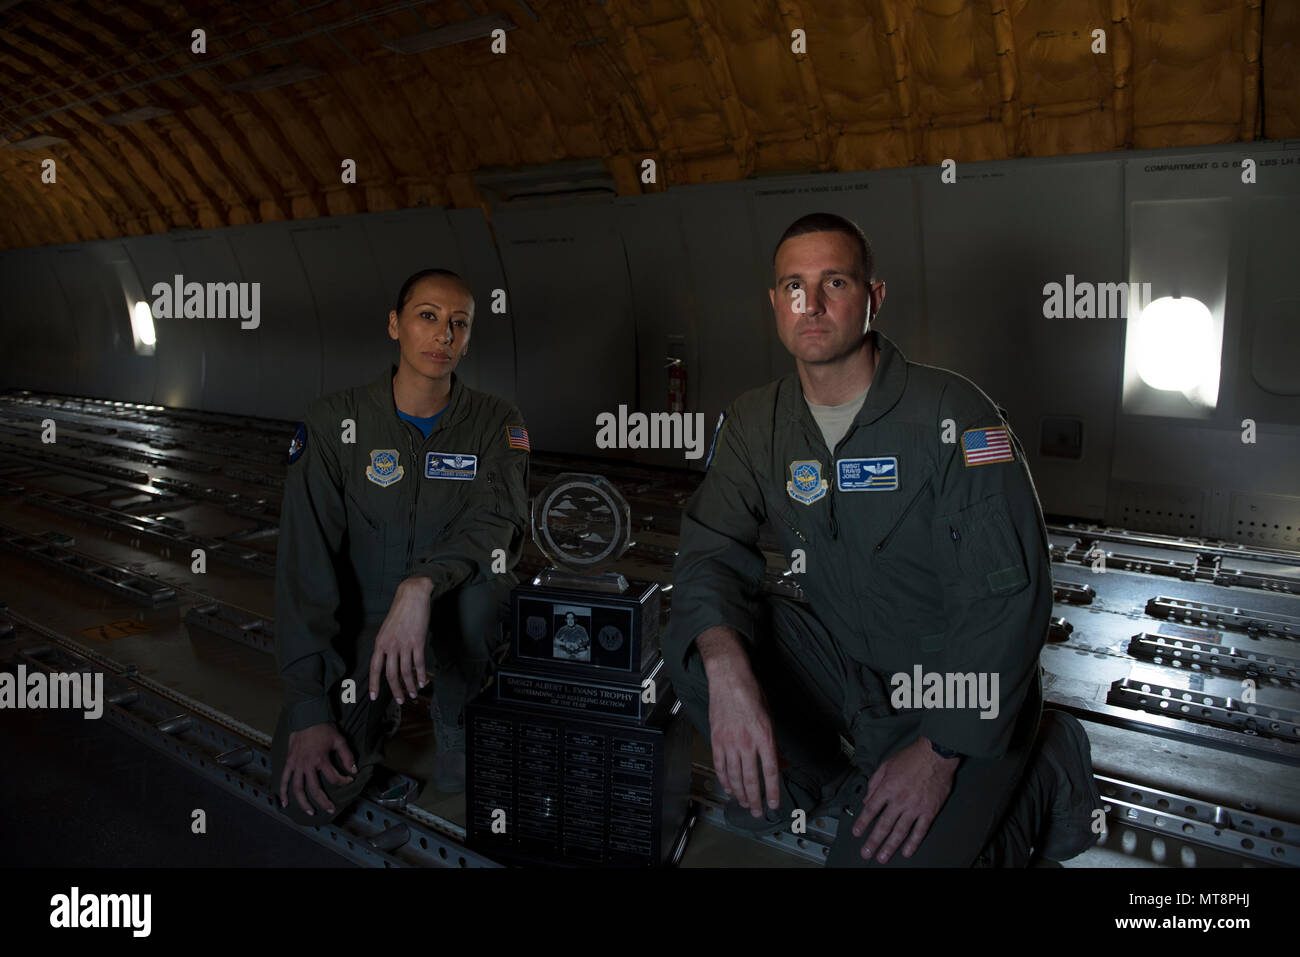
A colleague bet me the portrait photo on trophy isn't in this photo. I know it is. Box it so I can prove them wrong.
[0,0,1294,937]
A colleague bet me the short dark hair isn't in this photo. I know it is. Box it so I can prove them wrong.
[772,213,874,283]
[394,268,469,314]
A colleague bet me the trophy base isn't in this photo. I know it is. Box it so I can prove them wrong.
[467,689,693,867]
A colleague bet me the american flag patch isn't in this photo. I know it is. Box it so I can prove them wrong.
[961,426,1013,467]
[506,425,530,451]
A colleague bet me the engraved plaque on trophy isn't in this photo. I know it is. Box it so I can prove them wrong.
[467,473,692,867]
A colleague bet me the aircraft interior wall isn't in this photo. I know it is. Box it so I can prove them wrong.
[0,140,1296,541]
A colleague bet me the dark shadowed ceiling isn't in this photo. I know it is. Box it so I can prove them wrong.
[0,0,1295,251]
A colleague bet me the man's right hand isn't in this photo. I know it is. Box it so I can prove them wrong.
[279,722,357,817]
[697,626,780,816]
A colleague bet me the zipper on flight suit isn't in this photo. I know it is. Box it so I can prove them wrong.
[824,431,845,542]
[404,429,419,570]
[873,476,932,553]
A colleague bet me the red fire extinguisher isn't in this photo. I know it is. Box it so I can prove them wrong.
[667,336,686,413]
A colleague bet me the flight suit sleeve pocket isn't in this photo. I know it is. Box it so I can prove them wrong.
[943,495,1029,598]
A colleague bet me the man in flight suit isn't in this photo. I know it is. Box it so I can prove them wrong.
[272,269,530,823]
[665,214,1102,866]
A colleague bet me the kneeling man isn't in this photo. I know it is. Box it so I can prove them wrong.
[666,213,1101,867]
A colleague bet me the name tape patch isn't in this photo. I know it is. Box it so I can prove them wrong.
[425,451,477,480]
[837,456,898,491]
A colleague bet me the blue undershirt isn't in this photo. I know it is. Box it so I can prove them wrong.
[397,407,445,438]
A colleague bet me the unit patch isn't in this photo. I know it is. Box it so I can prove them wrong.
[786,459,828,506]
[365,449,404,487]
[425,451,478,480]
[287,423,307,465]
[961,427,1014,467]
[837,456,898,491]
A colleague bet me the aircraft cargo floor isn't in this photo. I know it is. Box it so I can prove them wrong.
[2,390,1297,868]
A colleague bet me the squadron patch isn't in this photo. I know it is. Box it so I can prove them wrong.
[425,451,477,481]
[786,459,828,506]
[287,423,307,465]
[365,449,404,487]
[837,456,898,491]
[961,427,1014,467]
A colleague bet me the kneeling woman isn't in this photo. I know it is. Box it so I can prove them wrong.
[272,268,530,823]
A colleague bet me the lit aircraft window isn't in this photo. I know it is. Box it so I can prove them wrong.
[1121,291,1223,416]
[131,300,157,348]
[1134,296,1214,392]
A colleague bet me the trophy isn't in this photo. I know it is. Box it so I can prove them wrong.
[466,473,692,866]
[502,473,663,718]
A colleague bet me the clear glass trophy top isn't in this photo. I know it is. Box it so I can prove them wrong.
[530,472,633,594]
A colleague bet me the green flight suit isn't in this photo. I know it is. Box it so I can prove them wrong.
[270,367,530,824]
[665,330,1053,866]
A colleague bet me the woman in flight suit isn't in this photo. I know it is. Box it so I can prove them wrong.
[272,268,530,823]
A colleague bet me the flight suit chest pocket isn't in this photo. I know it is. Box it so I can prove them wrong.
[418,468,480,534]
[942,494,1029,598]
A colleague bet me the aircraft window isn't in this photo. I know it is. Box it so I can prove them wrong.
[1125,294,1221,413]
[131,300,157,352]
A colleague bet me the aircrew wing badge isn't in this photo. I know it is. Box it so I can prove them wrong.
[786,459,828,506]
[365,449,404,487]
